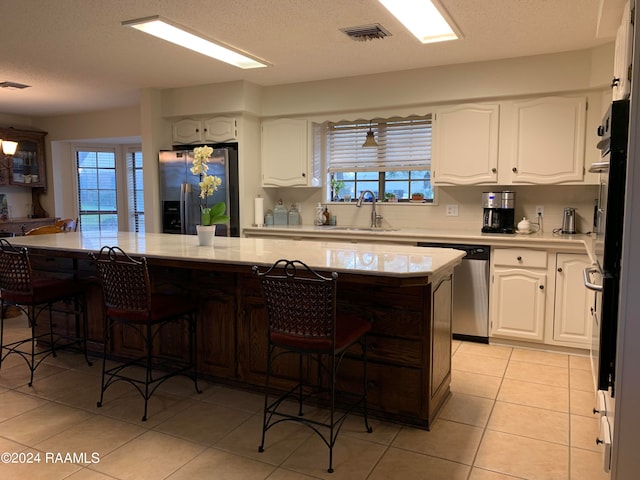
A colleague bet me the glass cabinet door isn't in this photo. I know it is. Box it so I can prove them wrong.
[10,143,40,185]
[0,128,47,190]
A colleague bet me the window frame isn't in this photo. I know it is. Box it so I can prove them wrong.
[325,115,434,203]
[73,143,143,234]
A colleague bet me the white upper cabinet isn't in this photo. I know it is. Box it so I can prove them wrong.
[202,117,238,142]
[432,103,499,185]
[430,95,592,186]
[612,1,633,100]
[506,96,587,184]
[261,118,320,187]
[173,117,238,144]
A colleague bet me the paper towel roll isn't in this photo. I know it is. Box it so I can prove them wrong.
[254,196,264,226]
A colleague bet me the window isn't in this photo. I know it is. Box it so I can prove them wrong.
[126,148,145,232]
[326,115,433,202]
[76,148,118,234]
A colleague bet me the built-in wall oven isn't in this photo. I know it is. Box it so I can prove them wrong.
[584,99,630,474]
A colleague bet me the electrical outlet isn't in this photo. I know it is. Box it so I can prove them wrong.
[446,204,459,217]
[536,206,544,217]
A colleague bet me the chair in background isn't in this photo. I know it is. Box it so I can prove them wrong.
[252,259,373,473]
[24,224,66,236]
[54,218,78,232]
[90,246,200,421]
[0,239,92,386]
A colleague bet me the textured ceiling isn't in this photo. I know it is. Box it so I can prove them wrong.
[0,0,624,117]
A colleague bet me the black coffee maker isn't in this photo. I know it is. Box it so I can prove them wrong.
[482,191,515,233]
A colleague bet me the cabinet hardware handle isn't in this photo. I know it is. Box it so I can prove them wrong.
[512,167,518,173]
[539,285,544,290]
[195,128,200,132]
[491,168,497,173]
[517,256,522,261]
[593,408,600,415]
[611,77,621,88]
[596,438,604,445]
[557,267,563,273]
[301,173,306,177]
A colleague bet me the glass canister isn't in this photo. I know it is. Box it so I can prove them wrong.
[288,203,300,225]
[264,210,274,226]
[273,200,289,225]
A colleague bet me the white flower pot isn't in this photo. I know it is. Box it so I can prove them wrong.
[196,224,216,246]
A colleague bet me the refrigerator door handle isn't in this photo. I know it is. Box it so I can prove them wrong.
[184,183,193,234]
[583,266,604,292]
[180,183,186,234]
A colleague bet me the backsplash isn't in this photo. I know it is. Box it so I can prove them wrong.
[264,184,598,235]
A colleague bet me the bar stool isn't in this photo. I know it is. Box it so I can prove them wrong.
[54,218,78,232]
[90,246,200,421]
[252,259,373,473]
[0,239,92,386]
[24,224,66,236]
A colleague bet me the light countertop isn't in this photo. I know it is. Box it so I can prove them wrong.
[8,232,465,278]
[243,225,596,253]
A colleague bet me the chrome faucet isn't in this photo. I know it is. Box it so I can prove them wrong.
[356,190,382,228]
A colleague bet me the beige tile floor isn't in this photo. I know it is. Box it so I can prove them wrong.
[0,314,610,480]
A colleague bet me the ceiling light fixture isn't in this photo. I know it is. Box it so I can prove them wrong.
[122,16,268,69]
[0,81,31,90]
[362,123,378,148]
[378,0,461,44]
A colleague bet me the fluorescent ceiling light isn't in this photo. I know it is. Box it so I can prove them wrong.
[122,16,268,69]
[378,0,460,44]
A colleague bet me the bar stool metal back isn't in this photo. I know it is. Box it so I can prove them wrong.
[252,259,373,473]
[90,246,200,421]
[0,239,91,386]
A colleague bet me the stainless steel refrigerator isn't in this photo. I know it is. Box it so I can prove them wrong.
[159,145,240,237]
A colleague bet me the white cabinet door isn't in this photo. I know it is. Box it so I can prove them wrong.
[172,118,203,144]
[261,118,311,187]
[509,96,586,184]
[203,117,237,143]
[552,253,593,347]
[432,103,499,185]
[491,268,546,342]
[612,1,632,100]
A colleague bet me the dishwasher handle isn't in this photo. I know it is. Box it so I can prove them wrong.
[583,266,603,292]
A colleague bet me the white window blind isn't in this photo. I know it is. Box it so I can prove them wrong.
[327,115,432,172]
[126,148,144,233]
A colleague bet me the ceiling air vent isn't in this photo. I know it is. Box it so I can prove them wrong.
[0,81,31,90]
[340,24,391,41]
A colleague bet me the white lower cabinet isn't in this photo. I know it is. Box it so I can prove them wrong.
[490,248,592,349]
[490,248,547,342]
[550,253,593,347]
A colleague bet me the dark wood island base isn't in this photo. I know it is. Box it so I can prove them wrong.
[16,233,462,429]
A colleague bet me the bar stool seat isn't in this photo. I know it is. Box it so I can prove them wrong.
[0,239,92,386]
[90,246,200,421]
[253,259,373,473]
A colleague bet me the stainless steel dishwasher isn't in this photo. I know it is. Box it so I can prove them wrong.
[417,243,490,343]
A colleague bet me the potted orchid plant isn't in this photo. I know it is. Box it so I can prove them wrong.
[191,146,230,226]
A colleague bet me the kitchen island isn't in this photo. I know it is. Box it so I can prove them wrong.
[9,232,464,428]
